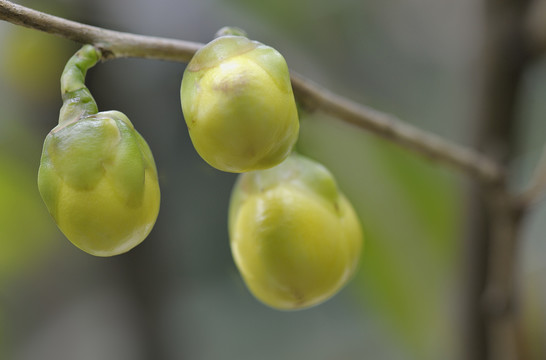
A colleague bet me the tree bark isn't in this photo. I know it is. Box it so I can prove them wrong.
[464,0,532,359]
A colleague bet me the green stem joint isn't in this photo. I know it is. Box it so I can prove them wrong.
[58,45,101,126]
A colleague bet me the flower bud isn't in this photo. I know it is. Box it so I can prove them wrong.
[181,35,299,173]
[38,45,160,256]
[38,111,160,256]
[228,154,363,310]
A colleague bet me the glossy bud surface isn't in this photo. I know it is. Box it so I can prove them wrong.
[181,36,299,173]
[38,45,160,256]
[38,112,160,256]
[228,154,363,310]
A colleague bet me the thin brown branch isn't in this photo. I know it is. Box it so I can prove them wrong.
[0,0,505,184]
[291,73,504,183]
[0,0,201,62]
[483,187,524,360]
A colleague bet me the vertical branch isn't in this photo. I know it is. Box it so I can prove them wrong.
[483,189,524,360]
[462,183,489,360]
[464,0,532,359]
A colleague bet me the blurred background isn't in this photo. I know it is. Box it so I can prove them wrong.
[0,0,545,359]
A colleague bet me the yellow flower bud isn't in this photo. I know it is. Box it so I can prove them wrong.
[181,35,299,173]
[38,111,160,256]
[228,154,363,310]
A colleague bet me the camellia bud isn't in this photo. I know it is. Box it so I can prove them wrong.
[38,45,160,256]
[228,153,363,310]
[180,35,299,173]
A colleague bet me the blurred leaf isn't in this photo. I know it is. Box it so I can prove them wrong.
[0,21,72,101]
[0,148,58,283]
[374,135,461,266]
[297,113,461,360]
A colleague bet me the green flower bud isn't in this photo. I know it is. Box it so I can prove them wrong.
[181,35,299,173]
[228,153,363,310]
[38,45,160,256]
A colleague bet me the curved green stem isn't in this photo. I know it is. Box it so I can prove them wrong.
[58,44,101,126]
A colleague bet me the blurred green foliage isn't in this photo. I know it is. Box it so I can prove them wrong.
[0,152,56,282]
[1,25,72,101]
[0,131,59,360]
[0,16,67,358]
